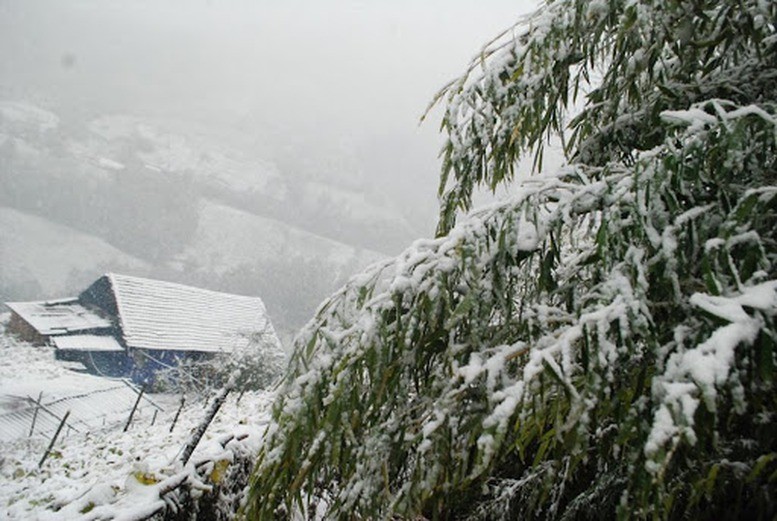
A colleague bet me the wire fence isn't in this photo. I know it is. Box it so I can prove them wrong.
[0,381,165,442]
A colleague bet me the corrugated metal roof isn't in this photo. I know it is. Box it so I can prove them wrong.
[107,273,277,353]
[51,334,124,352]
[5,299,113,335]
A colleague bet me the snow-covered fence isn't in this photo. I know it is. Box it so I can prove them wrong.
[55,390,256,521]
[0,382,164,442]
[0,401,79,442]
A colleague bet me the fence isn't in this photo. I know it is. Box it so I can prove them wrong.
[0,380,164,442]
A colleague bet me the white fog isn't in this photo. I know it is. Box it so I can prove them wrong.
[0,0,537,334]
[3,1,776,520]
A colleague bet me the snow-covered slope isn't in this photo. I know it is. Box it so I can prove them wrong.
[84,114,285,197]
[0,101,59,133]
[301,179,415,229]
[0,207,149,299]
[176,200,385,277]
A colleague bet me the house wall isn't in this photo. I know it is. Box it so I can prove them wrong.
[55,349,131,377]
[79,275,119,316]
[7,311,47,345]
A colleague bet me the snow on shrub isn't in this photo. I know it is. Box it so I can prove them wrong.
[248,1,777,519]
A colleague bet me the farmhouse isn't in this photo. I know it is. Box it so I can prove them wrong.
[6,273,280,383]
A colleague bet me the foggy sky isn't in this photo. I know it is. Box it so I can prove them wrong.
[0,0,539,232]
[1,1,536,128]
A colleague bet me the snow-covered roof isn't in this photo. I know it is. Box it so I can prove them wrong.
[5,299,113,335]
[51,334,124,352]
[105,273,276,353]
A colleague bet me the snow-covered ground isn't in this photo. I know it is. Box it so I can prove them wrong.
[0,315,273,520]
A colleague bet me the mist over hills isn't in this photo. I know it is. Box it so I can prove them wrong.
[0,0,529,338]
[0,100,403,335]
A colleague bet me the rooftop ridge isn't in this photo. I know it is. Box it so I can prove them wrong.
[104,272,275,353]
[107,272,266,303]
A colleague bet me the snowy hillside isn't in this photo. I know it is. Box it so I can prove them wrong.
[85,114,285,197]
[0,99,410,331]
[0,99,417,330]
[0,100,424,249]
[0,101,59,134]
[177,200,384,277]
[0,207,149,301]
[168,200,386,333]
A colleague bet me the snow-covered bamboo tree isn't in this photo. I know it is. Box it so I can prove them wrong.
[248,1,777,519]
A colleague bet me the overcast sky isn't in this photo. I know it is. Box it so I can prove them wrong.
[0,0,541,232]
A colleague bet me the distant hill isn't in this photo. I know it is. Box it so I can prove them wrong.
[0,99,404,332]
[0,206,149,301]
[79,113,418,253]
[176,199,384,276]
[170,200,385,333]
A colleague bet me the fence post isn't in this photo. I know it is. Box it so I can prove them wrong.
[151,409,158,426]
[29,391,43,437]
[124,387,145,432]
[169,395,185,433]
[180,387,230,465]
[39,410,70,468]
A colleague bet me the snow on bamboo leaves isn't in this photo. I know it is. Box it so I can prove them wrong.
[248,0,777,519]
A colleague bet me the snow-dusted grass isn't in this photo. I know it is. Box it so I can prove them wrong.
[0,316,272,520]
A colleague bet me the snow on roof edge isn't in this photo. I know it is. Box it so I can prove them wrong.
[6,297,79,310]
[105,272,269,305]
